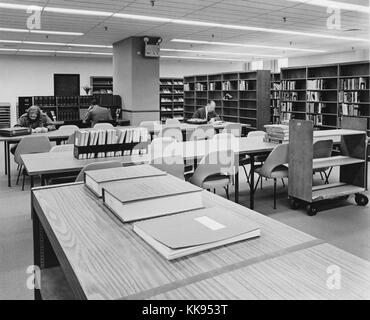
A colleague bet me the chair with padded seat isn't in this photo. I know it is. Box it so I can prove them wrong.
[14,136,52,190]
[93,123,114,130]
[75,161,122,182]
[254,143,289,209]
[190,149,237,199]
[313,139,334,184]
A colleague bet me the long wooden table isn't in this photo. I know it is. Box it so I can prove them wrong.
[31,182,370,300]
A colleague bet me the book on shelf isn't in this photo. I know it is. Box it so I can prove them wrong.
[307,79,324,90]
[307,91,321,102]
[340,78,367,90]
[133,207,261,260]
[340,104,360,117]
[306,114,323,126]
[239,80,249,91]
[84,165,167,197]
[102,175,204,223]
[281,80,296,90]
[306,102,323,114]
[339,91,360,103]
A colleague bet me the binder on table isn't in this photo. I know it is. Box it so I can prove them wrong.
[84,164,167,197]
[134,207,261,260]
[102,175,204,222]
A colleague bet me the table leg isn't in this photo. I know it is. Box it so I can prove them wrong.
[250,155,255,210]
[235,171,239,203]
[32,208,42,300]
[7,142,11,187]
[4,141,8,175]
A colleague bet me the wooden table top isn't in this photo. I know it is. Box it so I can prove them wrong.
[32,183,370,300]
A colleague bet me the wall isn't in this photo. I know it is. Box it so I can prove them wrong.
[0,54,112,124]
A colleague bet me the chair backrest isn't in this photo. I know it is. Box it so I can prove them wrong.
[189,125,215,141]
[258,143,289,177]
[165,118,181,126]
[59,125,79,131]
[75,161,122,182]
[66,133,75,145]
[313,139,333,159]
[159,126,183,142]
[222,123,242,137]
[248,130,266,138]
[93,123,114,130]
[50,144,74,153]
[14,135,52,164]
[191,149,236,188]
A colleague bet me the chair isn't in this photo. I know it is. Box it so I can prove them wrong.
[50,144,74,153]
[75,161,122,182]
[93,123,114,130]
[59,125,79,131]
[222,123,242,137]
[165,118,181,126]
[149,137,184,180]
[248,130,266,138]
[66,133,75,145]
[189,125,215,141]
[14,136,52,190]
[140,121,161,140]
[159,126,183,142]
[190,149,236,199]
[254,143,289,209]
[313,139,334,184]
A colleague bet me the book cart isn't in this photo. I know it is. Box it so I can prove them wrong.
[288,119,368,216]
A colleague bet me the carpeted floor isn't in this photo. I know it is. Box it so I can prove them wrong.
[0,142,369,300]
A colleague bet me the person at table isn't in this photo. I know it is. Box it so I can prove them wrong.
[192,101,220,123]
[11,105,56,154]
[84,99,113,127]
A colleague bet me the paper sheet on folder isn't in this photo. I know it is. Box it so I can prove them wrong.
[135,208,261,249]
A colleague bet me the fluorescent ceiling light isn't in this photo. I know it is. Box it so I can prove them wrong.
[286,0,370,13]
[18,48,112,55]
[0,48,17,51]
[161,55,249,62]
[0,27,83,36]
[0,39,112,48]
[171,39,327,53]
[0,3,42,10]
[0,2,367,42]
[161,48,281,58]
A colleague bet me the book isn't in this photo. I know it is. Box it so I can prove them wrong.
[102,175,204,222]
[85,164,167,197]
[134,207,261,260]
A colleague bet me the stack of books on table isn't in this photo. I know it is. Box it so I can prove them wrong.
[264,124,289,143]
[84,166,261,260]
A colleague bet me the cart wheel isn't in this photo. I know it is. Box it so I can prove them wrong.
[307,205,318,216]
[355,194,369,207]
[289,198,300,210]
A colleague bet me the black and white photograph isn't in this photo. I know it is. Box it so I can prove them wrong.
[0,0,369,307]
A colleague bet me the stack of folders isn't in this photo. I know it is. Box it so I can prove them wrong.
[133,208,261,260]
[84,164,166,197]
[102,175,204,223]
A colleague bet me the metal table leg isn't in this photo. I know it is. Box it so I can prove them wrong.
[7,141,11,187]
[234,172,239,203]
[249,155,255,210]
[4,141,8,175]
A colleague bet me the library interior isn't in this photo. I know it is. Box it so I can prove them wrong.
[0,0,369,301]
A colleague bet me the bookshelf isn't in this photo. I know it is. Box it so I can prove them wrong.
[279,61,370,136]
[184,70,271,130]
[91,76,113,95]
[159,78,184,123]
[271,73,281,124]
[0,103,11,128]
[18,95,122,123]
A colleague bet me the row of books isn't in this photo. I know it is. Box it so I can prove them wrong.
[307,91,323,102]
[307,79,325,90]
[281,112,292,123]
[195,82,206,91]
[184,83,191,91]
[306,102,324,114]
[208,82,220,91]
[57,110,80,121]
[339,91,361,103]
[272,83,282,91]
[34,96,56,106]
[281,92,298,101]
[281,80,298,90]
[340,104,361,117]
[281,102,293,112]
[239,80,253,91]
[264,124,289,143]
[222,81,235,91]
[84,166,261,260]
[74,127,149,159]
[271,99,280,108]
[306,114,323,126]
[340,77,367,90]
[271,92,281,99]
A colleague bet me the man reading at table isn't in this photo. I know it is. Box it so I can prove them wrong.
[192,101,220,123]
[11,105,56,154]
[84,99,113,127]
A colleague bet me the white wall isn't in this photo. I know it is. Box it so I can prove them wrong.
[0,54,112,124]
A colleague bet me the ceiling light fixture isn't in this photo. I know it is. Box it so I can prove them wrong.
[171,39,327,53]
[160,55,250,62]
[285,0,370,14]
[17,48,113,55]
[0,39,112,48]
[0,2,367,42]
[0,27,83,36]
[160,48,281,58]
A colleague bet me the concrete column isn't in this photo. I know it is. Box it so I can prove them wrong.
[113,37,160,126]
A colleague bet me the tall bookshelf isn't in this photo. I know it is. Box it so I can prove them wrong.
[159,78,184,123]
[271,73,281,124]
[18,95,122,122]
[91,76,113,95]
[279,61,370,136]
[184,70,271,130]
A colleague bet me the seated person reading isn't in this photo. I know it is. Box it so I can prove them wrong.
[192,101,220,123]
[84,99,113,127]
[11,105,56,154]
